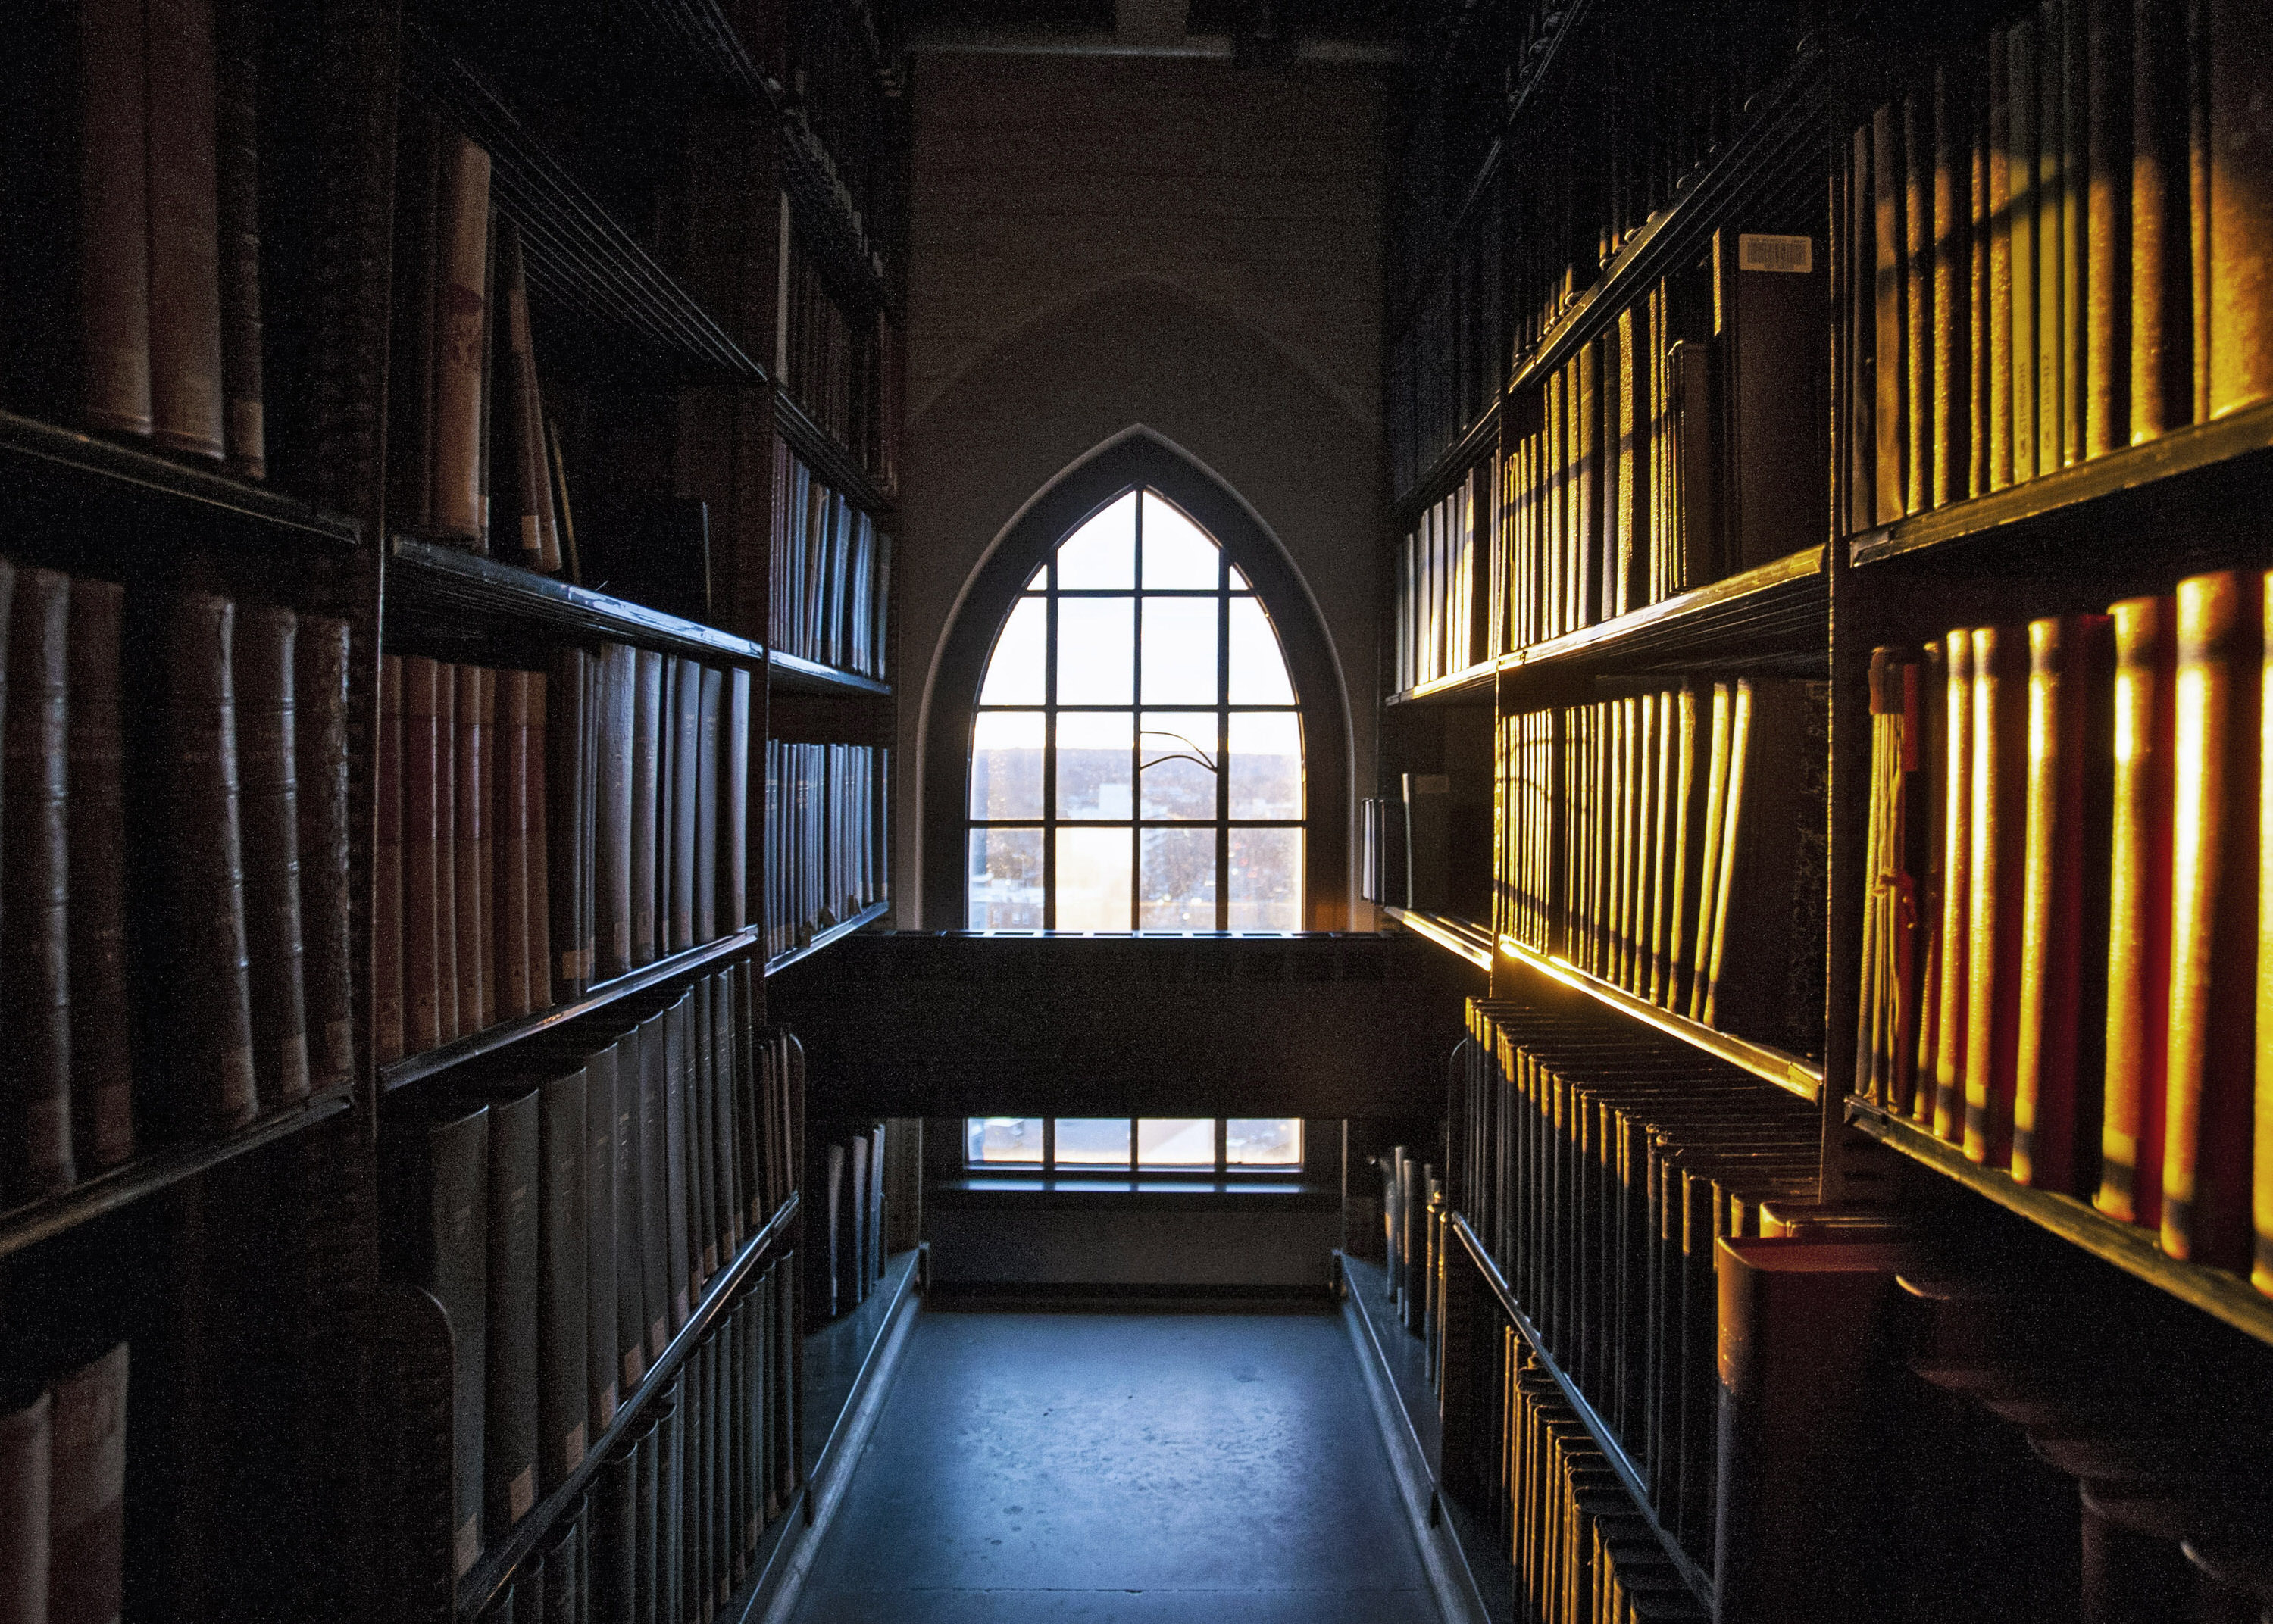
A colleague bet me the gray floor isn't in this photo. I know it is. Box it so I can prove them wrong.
[790,1310,1443,1622]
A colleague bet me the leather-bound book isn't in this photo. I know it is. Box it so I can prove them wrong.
[145,0,224,460]
[1903,90,1931,517]
[376,656,404,1064]
[493,670,533,1023]
[496,222,546,570]
[655,1390,683,1624]
[592,1441,636,1624]
[696,669,721,945]
[435,667,458,1045]
[213,0,261,477]
[602,1032,646,1398]
[233,603,309,1109]
[533,1067,588,1493]
[0,1391,48,1623]
[630,652,663,968]
[429,129,491,545]
[547,651,590,1002]
[526,672,553,1012]
[686,982,717,1292]
[580,1042,618,1434]
[723,670,749,935]
[2162,571,2261,1271]
[1932,631,1976,1143]
[3,568,72,1197]
[1931,64,1971,507]
[166,592,257,1128]
[66,580,133,1171]
[402,656,443,1054]
[2037,3,2069,479]
[456,665,489,1038]
[1871,101,1907,523]
[46,1344,125,1624]
[1964,626,2031,1167]
[596,645,635,979]
[2207,0,2273,416]
[636,1009,672,1361]
[78,0,152,438]
[1988,30,2015,489]
[295,617,354,1093]
[1686,685,1734,1022]
[710,971,741,1257]
[630,1417,659,1623]
[2084,0,2128,459]
[2131,0,2195,442]
[471,1082,539,1536]
[663,995,695,1325]
[670,661,699,954]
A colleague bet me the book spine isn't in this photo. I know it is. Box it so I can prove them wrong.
[584,1050,618,1435]
[45,1344,125,1624]
[724,669,750,935]
[1963,625,2031,1166]
[78,0,152,437]
[402,656,442,1054]
[1934,631,1975,1142]
[2206,0,2273,416]
[434,667,458,1045]
[480,1088,541,1537]
[429,130,492,543]
[1872,102,1907,523]
[494,670,533,1023]
[697,669,721,946]
[2132,0,2195,442]
[499,221,544,570]
[548,652,589,1002]
[1990,29,2016,489]
[598,646,636,980]
[4,570,73,1198]
[536,1069,589,1494]
[637,1012,671,1363]
[295,617,354,1092]
[233,603,310,1108]
[456,665,489,1037]
[632,653,662,969]
[671,660,699,954]
[376,655,404,1064]
[214,0,262,478]
[527,672,553,1013]
[145,0,224,459]
[0,1391,49,1622]
[2085,0,2130,459]
[67,580,133,1170]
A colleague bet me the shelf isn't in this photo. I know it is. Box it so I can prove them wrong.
[1843,1099,2273,1351]
[1846,398,2273,570]
[783,117,896,322]
[1390,395,1499,527]
[386,536,768,668]
[1497,937,1823,1103]
[0,1088,353,1262]
[0,408,361,550]
[714,1480,810,1624]
[1446,1212,1716,1613]
[765,899,893,977]
[614,0,774,105]
[458,1191,801,1620]
[381,927,764,1092]
[772,389,896,519]
[802,1247,923,1484]
[768,650,891,698]
[1381,906,1496,970]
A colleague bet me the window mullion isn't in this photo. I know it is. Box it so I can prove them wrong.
[1043,1117,1056,1176]
[1044,562,1058,931]
[1131,492,1144,930]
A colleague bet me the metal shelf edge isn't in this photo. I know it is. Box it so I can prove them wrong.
[1382,907,1496,970]
[767,651,892,698]
[764,900,893,977]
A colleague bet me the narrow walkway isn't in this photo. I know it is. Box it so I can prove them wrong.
[792,1309,1443,1622]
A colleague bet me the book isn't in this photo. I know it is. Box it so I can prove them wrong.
[549,650,590,1003]
[533,1066,588,1494]
[402,655,444,1054]
[494,669,534,1023]
[671,660,700,954]
[1963,625,2031,1166]
[430,128,492,545]
[724,670,750,935]
[527,671,553,1024]
[1933,629,1976,1144]
[696,668,721,946]
[435,664,459,1045]
[377,655,405,1064]
[145,0,224,460]
[472,1082,539,1535]
[457,665,491,1037]
[2,567,73,1198]
[663,992,693,1331]
[77,0,151,439]
[45,1344,125,1624]
[636,1008,672,1362]
[295,616,355,1094]
[233,603,311,1109]
[632,652,663,969]
[580,1040,618,1435]
[2206,0,2273,416]
[214,0,261,478]
[66,579,131,1171]
[0,1391,48,1624]
[597,645,636,979]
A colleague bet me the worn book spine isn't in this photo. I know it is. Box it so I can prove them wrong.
[1687,686,1734,1023]
[233,603,310,1108]
[494,670,533,1023]
[631,652,663,968]
[2012,18,2042,483]
[1964,626,2031,1167]
[2206,0,2273,416]
[689,982,718,1291]
[2037,3,2069,479]
[429,130,492,544]
[479,1085,540,1537]
[671,660,699,953]
[526,671,553,1012]
[46,1344,125,1624]
[1871,102,1907,523]
[2085,0,2129,458]
[456,665,489,1037]
[2132,0,2195,441]
[598,646,636,978]
[213,0,261,477]
[497,221,544,569]
[475,669,497,1031]
[1933,64,1971,507]
[295,617,354,1092]
[167,592,258,1128]
[605,1037,646,1398]
[5,569,73,1197]
[67,580,133,1170]
[536,1067,589,1494]
[636,1011,672,1363]
[1989,29,2016,489]
[583,1047,618,1434]
[548,651,589,1002]
[664,995,693,1331]
[376,655,405,1064]
[0,1391,48,1623]
[145,0,224,459]
[1903,92,1933,517]
[434,666,459,1045]
[696,669,721,945]
[1934,631,1976,1143]
[401,1099,490,1578]
[402,656,443,1054]
[724,669,749,935]
[79,0,152,437]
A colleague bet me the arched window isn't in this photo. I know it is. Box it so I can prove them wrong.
[965,486,1305,931]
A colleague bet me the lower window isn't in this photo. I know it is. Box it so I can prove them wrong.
[964,1116,1302,1174]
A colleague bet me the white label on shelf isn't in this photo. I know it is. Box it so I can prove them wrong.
[1738,233,1814,273]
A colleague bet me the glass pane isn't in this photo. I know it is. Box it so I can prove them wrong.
[1055,1117,1130,1166]
[1139,1118,1215,1168]
[1227,596,1296,703]
[1055,826,1132,929]
[966,1116,1044,1164]
[980,596,1047,704]
[1227,562,1252,590]
[1141,494,1219,589]
[1227,1118,1302,1166]
[1056,492,1136,588]
[1056,710,1133,820]
[1140,826,1216,929]
[1229,712,1302,819]
[1140,711,1218,820]
[1228,827,1302,930]
[1141,597,1218,704]
[970,711,1043,820]
[1057,597,1134,704]
[967,829,1044,929]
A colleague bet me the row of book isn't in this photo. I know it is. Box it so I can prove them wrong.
[764,742,884,961]
[783,0,891,265]
[1854,568,2273,1289]
[382,965,796,1576]
[0,1341,128,1624]
[474,1260,796,1624]
[1390,482,1474,692]
[1383,174,1501,502]
[390,114,573,573]
[1377,1143,1439,1347]
[1845,0,2273,532]
[1496,680,1827,1059]
[777,220,896,489]
[6,0,268,476]
[375,649,755,1067]
[0,569,353,1206]
[1452,998,1890,1570]
[769,435,890,679]
[808,1120,890,1326]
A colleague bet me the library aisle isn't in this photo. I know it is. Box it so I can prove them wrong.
[789,1311,1443,1623]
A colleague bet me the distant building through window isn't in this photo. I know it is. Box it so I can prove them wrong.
[965,487,1305,930]
[963,1117,1302,1173]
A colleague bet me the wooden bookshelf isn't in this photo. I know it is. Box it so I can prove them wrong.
[768,648,891,698]
[765,898,892,976]
[1381,906,1495,970]
[774,388,896,518]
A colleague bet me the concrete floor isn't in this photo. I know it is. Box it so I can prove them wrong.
[790,1310,1443,1623]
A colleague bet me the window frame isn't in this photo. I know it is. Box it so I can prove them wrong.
[961,1116,1306,1179]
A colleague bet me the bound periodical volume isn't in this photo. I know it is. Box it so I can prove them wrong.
[764,741,884,959]
[0,1342,130,1624]
[777,210,896,489]
[807,1119,892,1325]
[380,967,797,1580]
[376,649,755,1067]
[770,436,890,680]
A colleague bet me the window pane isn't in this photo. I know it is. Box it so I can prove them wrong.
[1140,494,1219,588]
[1139,711,1218,820]
[967,829,1043,929]
[1055,826,1132,929]
[967,1116,1044,1164]
[970,711,1043,819]
[1139,826,1216,929]
[1140,597,1218,704]
[1229,712,1302,819]
[1056,492,1136,588]
[1228,827,1302,930]
[1227,596,1296,703]
[1139,1118,1215,1167]
[980,596,1047,704]
[1055,1118,1130,1166]
[1056,597,1133,704]
[1227,1118,1302,1166]
[1056,710,1133,820]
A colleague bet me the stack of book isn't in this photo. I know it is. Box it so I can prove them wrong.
[382,962,794,1579]
[769,436,890,679]
[1856,568,2273,1289]
[763,741,883,959]
[0,570,352,1206]
[0,1341,130,1624]
[376,650,755,1066]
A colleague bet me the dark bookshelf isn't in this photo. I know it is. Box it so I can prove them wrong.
[1390,395,1499,531]
[456,1190,803,1620]
[1380,906,1495,970]
[765,898,893,977]
[800,1245,921,1485]
[774,388,896,518]
[768,648,892,699]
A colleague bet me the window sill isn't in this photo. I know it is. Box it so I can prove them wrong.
[930,1175,1338,1213]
